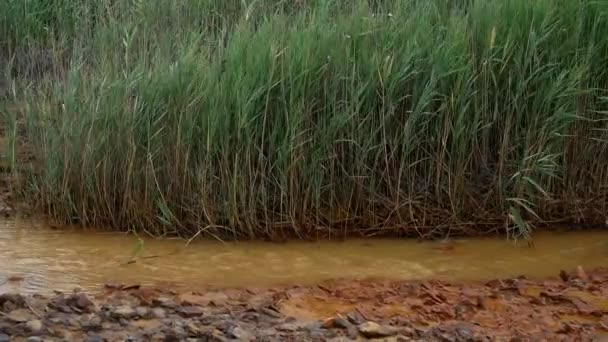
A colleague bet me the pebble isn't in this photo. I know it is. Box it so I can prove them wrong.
[178,306,205,318]
[81,315,102,331]
[322,317,352,330]
[346,311,365,325]
[26,337,42,342]
[214,320,236,333]
[26,319,43,333]
[7,308,33,322]
[152,297,176,308]
[0,334,8,342]
[260,307,282,318]
[231,326,255,341]
[151,307,166,318]
[112,306,136,319]
[277,322,301,332]
[358,321,398,338]
[135,307,149,318]
[184,321,203,336]
[0,293,26,307]
[84,334,105,342]
[72,293,94,310]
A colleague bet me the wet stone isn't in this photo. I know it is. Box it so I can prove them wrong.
[81,315,103,331]
[241,312,260,322]
[214,320,236,333]
[326,338,354,342]
[153,297,177,308]
[65,316,81,327]
[135,307,149,318]
[358,321,398,338]
[2,300,17,312]
[231,326,255,341]
[26,319,43,333]
[305,321,323,332]
[346,311,365,325]
[84,336,105,342]
[0,293,26,308]
[112,306,136,319]
[278,321,310,332]
[323,317,353,330]
[71,293,94,311]
[260,307,282,318]
[185,321,204,337]
[309,330,326,340]
[7,308,34,322]
[256,328,276,336]
[151,307,166,318]
[178,306,205,318]
[277,323,300,332]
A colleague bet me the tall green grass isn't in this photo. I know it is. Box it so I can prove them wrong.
[2,0,608,240]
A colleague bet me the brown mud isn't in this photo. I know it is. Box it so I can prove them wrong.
[1,267,607,341]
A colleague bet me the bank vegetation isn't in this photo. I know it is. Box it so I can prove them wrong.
[1,0,607,240]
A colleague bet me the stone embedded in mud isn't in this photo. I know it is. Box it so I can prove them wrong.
[214,320,236,334]
[84,335,105,342]
[2,301,17,313]
[207,329,230,342]
[184,321,206,337]
[178,306,205,318]
[0,293,26,308]
[112,306,136,319]
[7,308,34,322]
[150,308,166,319]
[322,317,353,330]
[326,337,355,342]
[241,311,260,322]
[179,292,228,307]
[277,322,305,332]
[346,311,365,325]
[260,307,282,318]
[152,297,177,308]
[71,293,94,310]
[26,319,44,333]
[358,321,398,338]
[81,316,103,332]
[231,326,255,341]
[134,306,149,318]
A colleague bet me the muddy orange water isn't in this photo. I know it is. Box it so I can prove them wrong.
[0,219,607,294]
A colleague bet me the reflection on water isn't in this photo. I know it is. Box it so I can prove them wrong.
[0,219,607,294]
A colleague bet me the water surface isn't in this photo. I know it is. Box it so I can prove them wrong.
[1,219,607,294]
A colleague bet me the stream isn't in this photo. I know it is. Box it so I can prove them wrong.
[1,219,607,294]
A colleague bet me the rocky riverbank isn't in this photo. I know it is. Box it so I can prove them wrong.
[0,268,607,341]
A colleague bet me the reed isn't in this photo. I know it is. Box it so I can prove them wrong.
[2,0,608,240]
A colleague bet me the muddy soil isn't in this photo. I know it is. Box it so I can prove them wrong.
[0,268,607,341]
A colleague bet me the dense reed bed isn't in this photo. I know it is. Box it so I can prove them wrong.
[1,0,608,240]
